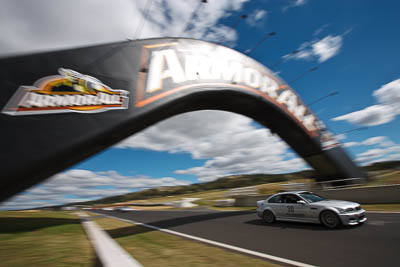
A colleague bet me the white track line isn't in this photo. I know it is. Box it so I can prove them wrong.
[101,213,317,267]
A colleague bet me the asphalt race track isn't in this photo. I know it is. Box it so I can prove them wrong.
[94,209,400,267]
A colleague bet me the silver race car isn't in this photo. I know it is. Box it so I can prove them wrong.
[257,191,367,228]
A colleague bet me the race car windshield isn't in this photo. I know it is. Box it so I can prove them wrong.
[299,193,325,203]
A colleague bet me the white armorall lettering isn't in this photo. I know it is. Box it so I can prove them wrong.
[31,93,44,107]
[184,55,200,81]
[146,49,185,93]
[16,92,122,108]
[244,68,261,88]
[260,76,279,98]
[293,104,307,122]
[143,48,319,133]
[276,90,299,113]
[55,95,65,106]
[220,61,243,84]
[76,95,86,106]
[111,95,121,104]
[18,92,32,107]
[303,114,317,131]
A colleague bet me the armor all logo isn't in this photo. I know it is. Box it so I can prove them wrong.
[2,68,129,115]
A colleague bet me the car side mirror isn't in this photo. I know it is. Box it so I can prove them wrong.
[297,200,306,205]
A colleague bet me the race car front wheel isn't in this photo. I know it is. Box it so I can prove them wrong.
[263,210,275,224]
[320,211,340,228]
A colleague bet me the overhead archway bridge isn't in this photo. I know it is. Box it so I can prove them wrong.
[0,38,366,202]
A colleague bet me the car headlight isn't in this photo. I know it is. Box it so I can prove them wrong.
[335,207,346,214]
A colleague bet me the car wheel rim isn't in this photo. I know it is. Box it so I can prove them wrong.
[323,212,337,226]
[264,212,273,222]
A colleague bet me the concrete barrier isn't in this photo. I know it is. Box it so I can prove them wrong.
[225,186,258,197]
[167,198,199,208]
[314,184,400,204]
[234,195,270,207]
[233,184,400,206]
[213,199,235,207]
[77,212,143,267]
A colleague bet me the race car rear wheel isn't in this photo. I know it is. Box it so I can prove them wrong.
[320,211,340,228]
[263,210,275,224]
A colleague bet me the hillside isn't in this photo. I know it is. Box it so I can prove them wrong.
[362,161,400,172]
[78,170,317,205]
[74,160,399,206]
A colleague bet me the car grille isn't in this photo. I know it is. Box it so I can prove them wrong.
[346,206,361,212]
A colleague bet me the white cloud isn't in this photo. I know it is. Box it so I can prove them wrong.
[116,111,308,182]
[0,170,190,210]
[355,146,400,165]
[356,148,386,162]
[353,136,400,165]
[342,141,359,148]
[312,35,343,62]
[117,111,254,159]
[0,0,249,57]
[282,0,307,12]
[343,136,394,149]
[313,24,330,36]
[247,9,267,26]
[295,0,307,5]
[373,79,400,110]
[332,79,400,126]
[176,157,306,182]
[333,105,394,126]
[362,136,393,147]
[334,134,347,141]
[283,34,343,63]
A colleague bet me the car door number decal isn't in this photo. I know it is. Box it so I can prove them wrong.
[286,206,304,217]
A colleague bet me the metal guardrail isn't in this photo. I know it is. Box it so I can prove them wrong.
[227,178,367,196]
[226,186,258,197]
[281,183,309,191]
[312,177,367,190]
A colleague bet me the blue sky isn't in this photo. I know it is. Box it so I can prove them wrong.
[1,0,399,209]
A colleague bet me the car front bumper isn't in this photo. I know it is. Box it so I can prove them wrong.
[256,208,263,218]
[338,209,367,225]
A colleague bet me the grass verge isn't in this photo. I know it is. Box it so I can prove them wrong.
[0,211,95,267]
[362,204,400,212]
[208,206,256,211]
[93,216,281,267]
[366,171,400,186]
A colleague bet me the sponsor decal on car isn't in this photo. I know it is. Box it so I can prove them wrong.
[2,68,129,115]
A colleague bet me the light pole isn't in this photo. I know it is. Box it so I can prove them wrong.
[289,66,318,85]
[308,91,339,107]
[244,32,276,55]
[231,14,248,28]
[340,127,369,135]
[271,50,300,69]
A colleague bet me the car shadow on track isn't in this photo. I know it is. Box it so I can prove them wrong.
[99,210,255,238]
[245,218,362,231]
